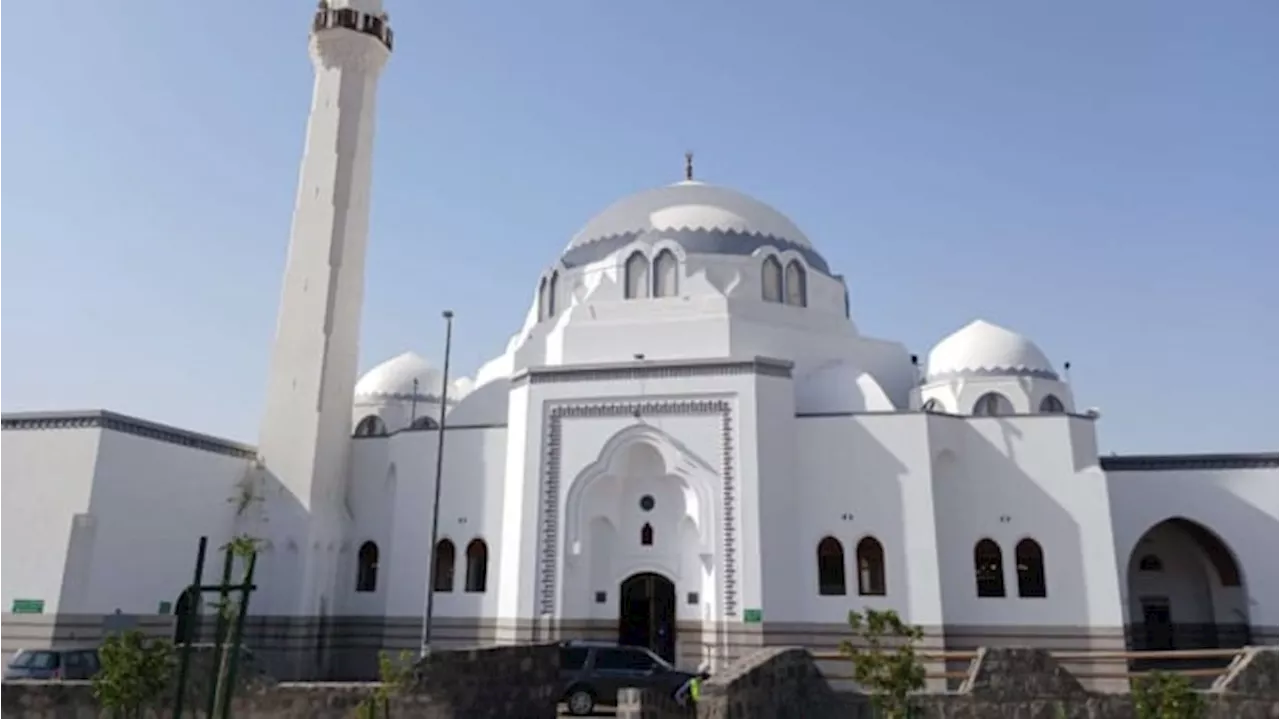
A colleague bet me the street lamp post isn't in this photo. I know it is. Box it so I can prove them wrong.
[420,310,454,658]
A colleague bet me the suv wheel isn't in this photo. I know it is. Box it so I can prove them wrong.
[565,687,596,716]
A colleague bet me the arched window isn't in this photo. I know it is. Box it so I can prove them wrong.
[762,256,783,303]
[432,538,456,592]
[974,539,1006,597]
[1015,538,1047,598]
[624,251,650,300]
[784,260,807,307]
[973,392,1012,417]
[653,250,679,297]
[921,399,943,413]
[1138,554,1163,572]
[537,276,548,320]
[640,523,654,546]
[1039,395,1065,413]
[547,271,559,317]
[843,287,851,318]
[816,536,847,596]
[464,539,488,593]
[856,537,886,596]
[410,415,439,430]
[356,541,379,593]
[354,415,387,437]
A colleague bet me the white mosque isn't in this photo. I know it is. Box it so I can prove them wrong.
[2,0,1276,682]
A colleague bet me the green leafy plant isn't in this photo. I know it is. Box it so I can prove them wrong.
[207,534,264,716]
[839,609,926,719]
[1132,671,1205,719]
[92,630,175,718]
[352,650,417,718]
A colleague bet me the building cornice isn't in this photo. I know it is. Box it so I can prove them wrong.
[0,410,257,460]
[1100,452,1279,472]
[512,356,793,387]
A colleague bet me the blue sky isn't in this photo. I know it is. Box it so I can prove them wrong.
[2,0,1275,453]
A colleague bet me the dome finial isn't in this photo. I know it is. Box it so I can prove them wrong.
[684,151,694,181]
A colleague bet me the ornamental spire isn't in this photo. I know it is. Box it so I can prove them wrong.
[684,151,694,181]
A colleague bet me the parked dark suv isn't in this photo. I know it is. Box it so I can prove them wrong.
[558,640,696,716]
[4,647,101,680]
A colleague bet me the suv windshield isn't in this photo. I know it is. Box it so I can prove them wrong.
[9,650,59,669]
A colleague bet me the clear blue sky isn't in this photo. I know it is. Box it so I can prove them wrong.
[2,0,1275,453]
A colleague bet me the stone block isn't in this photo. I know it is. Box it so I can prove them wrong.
[958,647,1087,700]
[1211,646,1279,699]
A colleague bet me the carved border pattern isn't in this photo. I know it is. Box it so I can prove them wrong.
[538,399,738,618]
[0,411,256,459]
[516,358,791,387]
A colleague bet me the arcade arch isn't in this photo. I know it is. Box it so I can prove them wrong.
[1125,517,1249,650]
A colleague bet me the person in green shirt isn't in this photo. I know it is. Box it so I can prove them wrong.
[675,663,712,707]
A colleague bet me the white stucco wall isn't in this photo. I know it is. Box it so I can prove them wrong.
[1,427,102,615]
[1106,465,1278,634]
[0,420,250,616]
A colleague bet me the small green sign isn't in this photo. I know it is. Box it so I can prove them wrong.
[11,599,44,614]
[157,601,173,615]
[743,608,763,624]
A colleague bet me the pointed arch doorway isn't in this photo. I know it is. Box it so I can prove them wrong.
[619,572,677,663]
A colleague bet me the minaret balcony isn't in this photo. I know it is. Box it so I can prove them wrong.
[312,6,394,52]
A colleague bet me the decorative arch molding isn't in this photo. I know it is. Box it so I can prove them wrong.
[539,398,737,618]
[648,237,690,263]
[563,423,718,562]
[1126,516,1244,589]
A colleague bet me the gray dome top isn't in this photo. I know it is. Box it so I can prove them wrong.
[561,180,832,274]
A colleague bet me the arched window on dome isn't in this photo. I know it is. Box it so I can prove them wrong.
[843,286,851,318]
[974,538,1006,597]
[547,271,559,317]
[653,250,679,298]
[973,392,1013,417]
[1015,538,1047,598]
[355,541,379,593]
[1039,395,1065,413]
[816,536,847,596]
[921,398,943,413]
[432,538,456,592]
[784,260,807,307]
[464,539,488,593]
[624,251,649,300]
[537,276,548,321]
[354,415,387,437]
[856,536,886,596]
[410,415,439,430]
[762,256,783,303]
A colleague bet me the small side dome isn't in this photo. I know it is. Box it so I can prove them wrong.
[355,352,443,399]
[926,320,1058,381]
[796,360,895,414]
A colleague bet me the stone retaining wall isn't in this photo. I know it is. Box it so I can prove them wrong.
[4,643,1275,719]
[1,643,559,719]
[622,645,1279,719]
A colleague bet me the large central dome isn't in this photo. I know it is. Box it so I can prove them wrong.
[567,180,813,251]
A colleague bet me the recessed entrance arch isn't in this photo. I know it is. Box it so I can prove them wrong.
[619,572,677,663]
[1126,517,1249,650]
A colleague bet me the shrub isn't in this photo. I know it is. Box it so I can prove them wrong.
[92,630,175,719]
[1132,671,1205,719]
[352,650,416,718]
[839,608,926,719]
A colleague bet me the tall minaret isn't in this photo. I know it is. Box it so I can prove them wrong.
[256,0,392,616]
